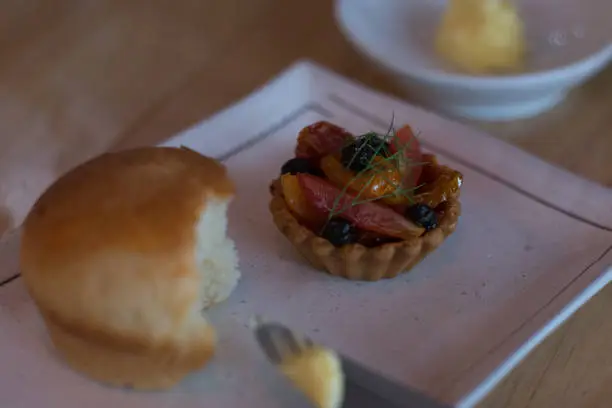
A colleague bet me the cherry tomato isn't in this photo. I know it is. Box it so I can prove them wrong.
[297,174,425,239]
[319,154,406,205]
[417,154,439,185]
[414,165,463,208]
[421,153,438,166]
[295,121,354,159]
[389,125,423,188]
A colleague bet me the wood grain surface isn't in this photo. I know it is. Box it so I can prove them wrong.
[1,1,611,406]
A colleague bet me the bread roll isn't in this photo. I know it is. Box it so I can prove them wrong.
[20,146,240,390]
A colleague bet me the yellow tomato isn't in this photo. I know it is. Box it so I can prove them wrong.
[281,174,322,225]
[414,165,463,208]
[319,155,406,205]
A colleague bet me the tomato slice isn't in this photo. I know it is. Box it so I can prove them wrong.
[297,174,424,239]
[389,125,423,188]
[295,121,354,159]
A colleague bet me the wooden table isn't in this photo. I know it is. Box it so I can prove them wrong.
[1,1,611,406]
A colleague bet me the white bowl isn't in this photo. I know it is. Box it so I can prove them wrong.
[335,0,612,121]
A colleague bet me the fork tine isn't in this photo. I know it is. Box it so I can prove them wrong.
[254,325,283,363]
[254,322,310,365]
[283,328,304,355]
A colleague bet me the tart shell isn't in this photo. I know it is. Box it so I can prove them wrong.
[269,178,462,281]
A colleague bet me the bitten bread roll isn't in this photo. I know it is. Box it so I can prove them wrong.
[20,146,240,390]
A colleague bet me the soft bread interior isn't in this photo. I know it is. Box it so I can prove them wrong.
[195,196,240,310]
[279,346,345,408]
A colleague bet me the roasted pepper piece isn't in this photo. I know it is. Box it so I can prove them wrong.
[281,174,325,228]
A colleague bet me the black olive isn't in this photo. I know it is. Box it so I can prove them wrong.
[405,204,438,231]
[340,135,391,173]
[280,158,324,177]
[364,134,392,158]
[340,142,364,172]
[321,217,358,246]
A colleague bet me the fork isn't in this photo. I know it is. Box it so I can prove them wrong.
[254,321,315,364]
[253,321,454,408]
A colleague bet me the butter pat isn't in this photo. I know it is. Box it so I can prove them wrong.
[279,346,345,408]
[435,0,526,74]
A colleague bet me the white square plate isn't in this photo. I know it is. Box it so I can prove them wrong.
[1,61,612,407]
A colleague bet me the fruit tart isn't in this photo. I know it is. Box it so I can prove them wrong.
[269,121,462,281]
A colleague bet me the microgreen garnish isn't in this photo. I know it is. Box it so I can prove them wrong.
[322,117,427,230]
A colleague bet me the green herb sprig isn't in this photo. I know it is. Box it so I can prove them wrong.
[326,117,426,223]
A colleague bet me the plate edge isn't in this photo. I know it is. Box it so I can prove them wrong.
[456,266,612,408]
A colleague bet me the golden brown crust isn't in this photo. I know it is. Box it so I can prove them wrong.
[268,161,461,281]
[22,146,233,260]
[43,313,215,390]
[20,146,232,388]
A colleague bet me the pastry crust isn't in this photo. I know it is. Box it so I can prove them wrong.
[269,161,461,281]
